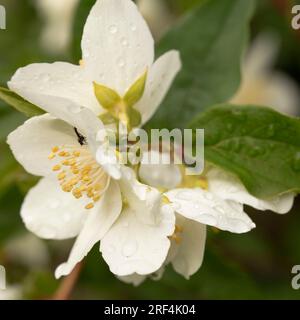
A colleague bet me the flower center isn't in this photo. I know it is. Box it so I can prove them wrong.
[169,224,184,245]
[48,145,109,210]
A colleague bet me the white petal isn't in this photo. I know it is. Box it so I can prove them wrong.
[135,50,181,124]
[7,114,77,177]
[165,188,255,234]
[139,150,182,189]
[100,204,175,276]
[81,0,154,95]
[21,177,88,240]
[207,168,295,214]
[120,167,162,224]
[55,180,122,278]
[96,144,122,180]
[8,62,100,114]
[6,93,103,149]
[117,274,146,286]
[170,215,206,279]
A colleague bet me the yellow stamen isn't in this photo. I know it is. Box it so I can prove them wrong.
[48,153,56,160]
[52,164,61,171]
[52,146,59,153]
[58,172,66,180]
[85,203,94,210]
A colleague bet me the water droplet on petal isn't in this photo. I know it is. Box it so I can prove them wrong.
[214,205,225,214]
[121,37,128,47]
[40,226,56,239]
[122,241,137,257]
[49,200,60,209]
[130,23,137,31]
[117,58,125,68]
[177,191,191,201]
[204,193,213,201]
[109,24,118,34]
[41,73,50,82]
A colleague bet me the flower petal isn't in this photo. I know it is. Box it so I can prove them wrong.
[21,177,88,240]
[7,114,77,177]
[120,167,163,224]
[207,168,295,214]
[55,180,122,278]
[165,188,255,234]
[8,62,100,114]
[81,0,154,95]
[135,50,181,124]
[117,274,146,286]
[6,92,104,150]
[100,204,175,276]
[170,215,206,279]
[139,150,182,189]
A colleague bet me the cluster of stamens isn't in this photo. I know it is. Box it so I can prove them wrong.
[48,145,109,210]
[169,225,184,244]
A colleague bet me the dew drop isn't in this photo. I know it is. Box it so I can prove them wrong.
[204,193,213,201]
[249,145,265,157]
[226,123,234,133]
[49,200,60,209]
[117,58,125,68]
[214,205,225,214]
[292,152,300,171]
[40,226,56,239]
[41,73,50,82]
[266,124,275,138]
[122,241,137,257]
[130,23,137,31]
[177,191,191,200]
[63,214,71,223]
[121,37,128,47]
[109,24,118,34]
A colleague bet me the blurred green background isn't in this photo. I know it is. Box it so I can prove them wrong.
[0,0,300,299]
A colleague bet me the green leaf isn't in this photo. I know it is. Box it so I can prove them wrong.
[189,104,300,198]
[93,82,121,111]
[147,0,255,130]
[123,70,148,108]
[0,87,45,117]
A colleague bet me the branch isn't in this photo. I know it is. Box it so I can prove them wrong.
[52,262,83,300]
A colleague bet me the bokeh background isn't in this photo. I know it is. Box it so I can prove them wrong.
[0,0,300,299]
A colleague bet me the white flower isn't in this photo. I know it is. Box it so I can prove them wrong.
[34,0,80,54]
[119,150,295,284]
[231,34,299,116]
[7,106,175,279]
[9,0,181,127]
[0,286,22,300]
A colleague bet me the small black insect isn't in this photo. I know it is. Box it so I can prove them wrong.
[74,127,87,146]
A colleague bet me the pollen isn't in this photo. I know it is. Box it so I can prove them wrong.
[48,144,109,211]
[169,224,184,245]
[52,164,61,171]
[85,203,94,210]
